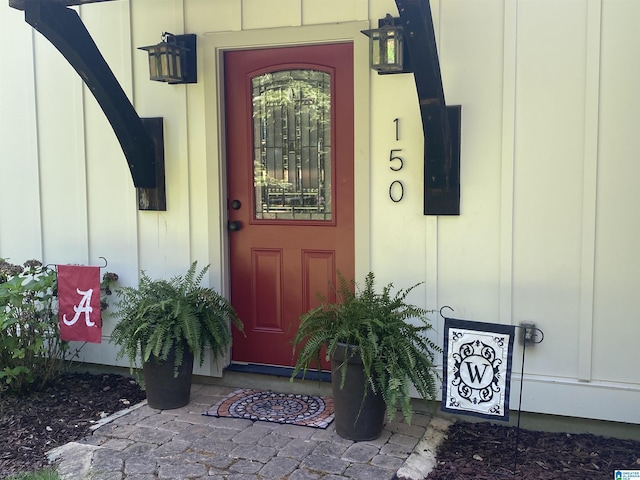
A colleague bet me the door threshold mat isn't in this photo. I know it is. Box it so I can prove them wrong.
[225,363,331,382]
[203,388,334,428]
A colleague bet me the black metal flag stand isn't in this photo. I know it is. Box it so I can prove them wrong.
[512,324,545,476]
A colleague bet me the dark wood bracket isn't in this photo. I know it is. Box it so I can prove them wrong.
[395,0,461,215]
[137,118,166,211]
[12,0,159,190]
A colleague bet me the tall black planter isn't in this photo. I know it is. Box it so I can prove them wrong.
[331,342,386,441]
[142,345,194,410]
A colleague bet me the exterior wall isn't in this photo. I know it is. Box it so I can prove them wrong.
[1,0,638,424]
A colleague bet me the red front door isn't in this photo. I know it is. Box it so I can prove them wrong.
[225,43,354,368]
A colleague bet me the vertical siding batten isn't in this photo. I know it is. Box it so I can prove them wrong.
[499,0,517,328]
[577,0,602,382]
[34,11,89,264]
[0,11,44,260]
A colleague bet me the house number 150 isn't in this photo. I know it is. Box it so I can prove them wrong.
[389,118,404,203]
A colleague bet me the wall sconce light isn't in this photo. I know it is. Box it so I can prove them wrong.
[361,14,411,74]
[139,32,197,84]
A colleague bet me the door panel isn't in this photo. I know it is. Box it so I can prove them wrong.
[225,44,354,368]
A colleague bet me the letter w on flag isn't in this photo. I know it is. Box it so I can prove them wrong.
[441,317,515,421]
[57,265,102,343]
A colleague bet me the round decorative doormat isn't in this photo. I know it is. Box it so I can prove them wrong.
[204,388,335,428]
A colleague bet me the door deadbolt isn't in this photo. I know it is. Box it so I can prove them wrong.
[230,199,242,210]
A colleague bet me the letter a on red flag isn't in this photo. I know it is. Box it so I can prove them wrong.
[57,265,102,343]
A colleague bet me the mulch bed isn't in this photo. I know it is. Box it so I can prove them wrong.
[426,420,640,480]
[0,372,146,478]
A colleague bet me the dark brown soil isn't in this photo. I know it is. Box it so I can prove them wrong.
[426,420,640,480]
[0,372,146,478]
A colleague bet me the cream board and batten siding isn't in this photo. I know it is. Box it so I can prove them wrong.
[0,0,638,424]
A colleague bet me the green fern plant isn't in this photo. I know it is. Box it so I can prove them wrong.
[291,272,441,423]
[110,262,243,375]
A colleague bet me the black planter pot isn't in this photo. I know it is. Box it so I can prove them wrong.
[142,345,194,410]
[331,342,386,441]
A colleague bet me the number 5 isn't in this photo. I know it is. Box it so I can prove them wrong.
[389,149,403,172]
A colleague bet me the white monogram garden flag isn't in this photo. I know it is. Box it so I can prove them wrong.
[442,318,515,421]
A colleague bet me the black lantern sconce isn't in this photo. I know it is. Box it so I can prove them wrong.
[139,32,197,84]
[361,14,411,74]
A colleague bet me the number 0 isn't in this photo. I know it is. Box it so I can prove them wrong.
[389,180,404,203]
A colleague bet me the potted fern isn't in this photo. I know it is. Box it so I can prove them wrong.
[110,262,243,409]
[291,272,440,440]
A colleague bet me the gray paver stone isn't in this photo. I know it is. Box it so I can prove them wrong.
[124,442,156,455]
[91,449,125,472]
[151,439,191,457]
[175,412,218,424]
[312,441,349,458]
[190,437,237,455]
[157,461,207,479]
[93,423,138,438]
[207,416,254,430]
[278,439,319,459]
[111,408,155,425]
[137,414,173,428]
[203,426,240,441]
[253,420,284,430]
[341,443,380,463]
[229,459,263,474]
[344,463,397,480]
[359,429,392,447]
[171,423,214,441]
[380,442,413,458]
[371,453,404,470]
[230,443,277,462]
[175,450,220,465]
[300,454,348,475]
[272,423,317,439]
[385,422,426,438]
[99,438,134,451]
[227,474,260,480]
[155,419,191,434]
[125,475,157,480]
[259,456,299,478]
[259,432,294,449]
[205,454,236,469]
[79,435,107,446]
[287,468,321,480]
[310,428,354,444]
[92,447,125,463]
[88,471,124,480]
[123,455,157,475]
[127,426,175,444]
[388,433,420,449]
[232,426,270,444]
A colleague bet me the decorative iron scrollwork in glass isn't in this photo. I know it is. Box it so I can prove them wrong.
[252,70,331,221]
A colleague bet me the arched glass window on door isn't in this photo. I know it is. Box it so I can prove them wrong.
[252,69,331,221]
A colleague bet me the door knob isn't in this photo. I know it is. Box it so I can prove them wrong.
[230,199,242,210]
[228,221,242,231]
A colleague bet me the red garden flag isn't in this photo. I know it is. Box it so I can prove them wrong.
[57,265,102,343]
